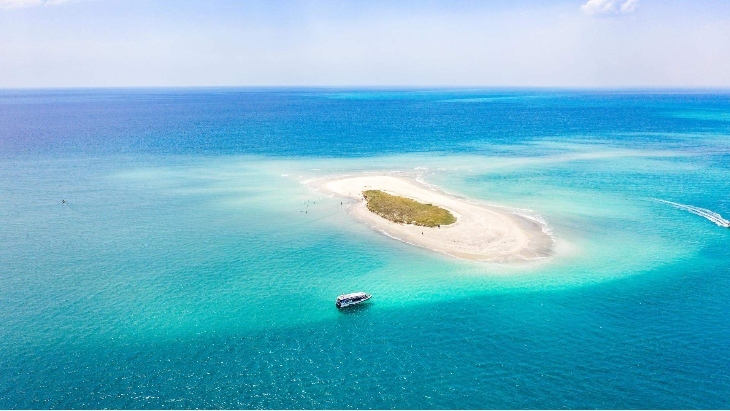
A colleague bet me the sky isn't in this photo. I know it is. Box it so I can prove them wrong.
[0,0,729,88]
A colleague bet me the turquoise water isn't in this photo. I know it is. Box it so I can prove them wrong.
[1,89,729,408]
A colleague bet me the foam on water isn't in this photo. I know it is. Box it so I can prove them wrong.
[652,198,730,228]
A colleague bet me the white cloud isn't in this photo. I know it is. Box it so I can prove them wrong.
[581,0,639,16]
[0,0,77,8]
[620,0,639,13]
[0,0,41,8]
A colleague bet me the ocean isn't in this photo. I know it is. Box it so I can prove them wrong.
[1,88,729,408]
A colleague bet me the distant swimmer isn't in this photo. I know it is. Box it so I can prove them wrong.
[62,199,66,204]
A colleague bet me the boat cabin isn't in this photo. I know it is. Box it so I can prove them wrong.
[336,292,372,308]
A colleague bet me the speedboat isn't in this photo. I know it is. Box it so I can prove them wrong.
[336,292,372,308]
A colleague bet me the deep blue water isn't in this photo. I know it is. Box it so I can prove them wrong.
[3,88,730,158]
[1,89,729,409]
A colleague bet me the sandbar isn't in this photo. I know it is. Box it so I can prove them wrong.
[311,174,553,262]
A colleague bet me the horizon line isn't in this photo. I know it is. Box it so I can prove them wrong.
[2,85,730,92]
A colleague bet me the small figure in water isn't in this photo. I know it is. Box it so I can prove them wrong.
[62,199,66,204]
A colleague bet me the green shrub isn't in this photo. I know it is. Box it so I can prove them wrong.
[363,190,456,227]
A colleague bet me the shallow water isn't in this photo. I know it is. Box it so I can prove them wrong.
[1,89,729,408]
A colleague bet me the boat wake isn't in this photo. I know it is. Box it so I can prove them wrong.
[653,199,730,228]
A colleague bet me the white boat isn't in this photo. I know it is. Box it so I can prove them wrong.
[336,292,372,308]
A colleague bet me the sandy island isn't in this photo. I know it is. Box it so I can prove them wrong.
[311,174,553,262]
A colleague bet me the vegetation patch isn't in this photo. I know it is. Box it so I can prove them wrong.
[363,190,457,227]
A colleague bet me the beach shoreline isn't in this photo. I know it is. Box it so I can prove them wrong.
[309,173,553,263]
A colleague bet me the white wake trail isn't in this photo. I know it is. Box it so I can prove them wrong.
[653,199,730,228]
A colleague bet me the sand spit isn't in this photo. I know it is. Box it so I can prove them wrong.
[311,174,553,263]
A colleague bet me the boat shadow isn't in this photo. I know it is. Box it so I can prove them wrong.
[336,302,373,315]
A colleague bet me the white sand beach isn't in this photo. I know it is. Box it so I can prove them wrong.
[312,174,553,262]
